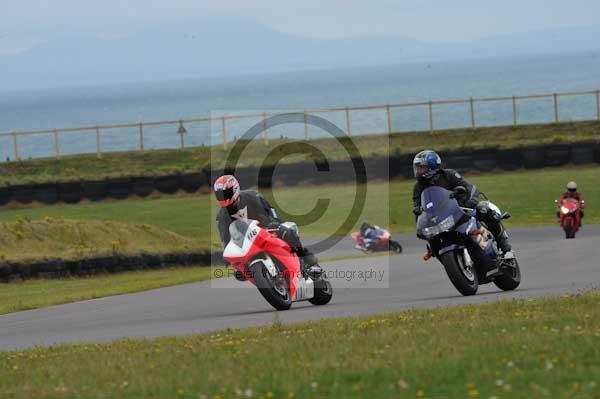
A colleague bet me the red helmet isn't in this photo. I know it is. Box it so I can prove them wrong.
[214,175,240,208]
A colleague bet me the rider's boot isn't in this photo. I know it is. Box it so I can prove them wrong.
[297,248,323,278]
[494,230,513,258]
[487,220,513,257]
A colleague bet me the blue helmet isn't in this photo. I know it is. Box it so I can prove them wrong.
[413,150,442,181]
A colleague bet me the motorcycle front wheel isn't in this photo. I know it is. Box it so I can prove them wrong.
[439,249,479,296]
[564,219,574,239]
[251,261,293,311]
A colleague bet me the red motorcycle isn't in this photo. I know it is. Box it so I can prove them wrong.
[351,227,403,254]
[223,219,332,310]
[556,198,584,239]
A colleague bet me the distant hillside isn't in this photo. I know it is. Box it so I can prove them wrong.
[1,17,599,92]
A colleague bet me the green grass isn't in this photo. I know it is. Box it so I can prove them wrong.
[1,120,599,185]
[1,292,599,398]
[0,217,208,262]
[0,266,216,315]
[1,165,598,246]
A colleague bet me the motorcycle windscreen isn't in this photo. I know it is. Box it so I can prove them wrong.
[229,219,251,248]
[416,187,464,233]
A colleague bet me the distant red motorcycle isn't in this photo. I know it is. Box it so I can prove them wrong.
[351,227,403,254]
[556,197,584,239]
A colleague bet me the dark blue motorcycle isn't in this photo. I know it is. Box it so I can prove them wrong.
[416,186,521,296]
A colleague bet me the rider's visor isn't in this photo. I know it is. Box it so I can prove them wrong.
[414,164,429,178]
[215,187,235,201]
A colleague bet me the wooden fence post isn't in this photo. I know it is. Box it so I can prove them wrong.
[553,93,559,122]
[428,101,434,132]
[221,117,228,150]
[53,129,60,159]
[596,89,600,121]
[96,127,101,158]
[262,112,269,145]
[12,132,19,161]
[304,110,309,140]
[470,97,476,128]
[512,96,518,126]
[386,104,392,134]
[345,107,351,136]
[139,123,144,151]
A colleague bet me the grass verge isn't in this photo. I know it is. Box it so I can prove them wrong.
[0,266,217,315]
[1,120,598,185]
[0,165,598,244]
[1,292,599,398]
[0,217,209,262]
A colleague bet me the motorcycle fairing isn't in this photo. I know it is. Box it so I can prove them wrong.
[223,219,302,298]
[560,198,580,215]
[223,219,261,259]
[417,187,499,266]
[417,187,472,240]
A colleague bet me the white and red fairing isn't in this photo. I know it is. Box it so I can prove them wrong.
[223,220,308,300]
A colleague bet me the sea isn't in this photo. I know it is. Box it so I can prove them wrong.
[1,51,599,160]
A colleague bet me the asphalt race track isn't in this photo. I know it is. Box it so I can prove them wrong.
[1,225,599,350]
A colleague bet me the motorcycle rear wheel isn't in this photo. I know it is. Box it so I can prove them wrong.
[439,249,479,296]
[251,261,293,311]
[309,278,333,306]
[389,240,403,254]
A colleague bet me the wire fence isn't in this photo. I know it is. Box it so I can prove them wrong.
[2,88,599,161]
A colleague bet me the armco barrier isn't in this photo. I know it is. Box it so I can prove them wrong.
[0,187,10,205]
[496,148,523,170]
[472,148,498,172]
[571,143,595,165]
[522,146,546,169]
[107,178,131,199]
[57,181,83,203]
[131,176,155,197]
[32,183,59,204]
[181,172,206,193]
[12,184,35,204]
[594,145,600,163]
[82,180,109,201]
[154,175,181,194]
[0,251,217,282]
[1,141,599,206]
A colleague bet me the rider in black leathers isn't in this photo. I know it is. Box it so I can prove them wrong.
[412,150,513,255]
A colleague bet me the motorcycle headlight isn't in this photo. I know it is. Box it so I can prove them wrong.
[421,215,455,239]
[438,215,455,231]
[561,206,570,215]
[422,225,440,239]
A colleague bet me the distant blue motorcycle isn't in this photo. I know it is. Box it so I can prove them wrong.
[416,186,521,296]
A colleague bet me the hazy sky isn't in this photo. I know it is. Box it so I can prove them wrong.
[1,0,599,53]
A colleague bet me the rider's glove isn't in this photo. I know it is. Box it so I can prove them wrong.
[412,206,422,216]
[265,220,281,231]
